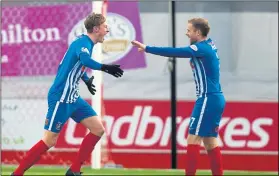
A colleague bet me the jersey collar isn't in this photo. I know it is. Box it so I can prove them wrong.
[83,34,95,46]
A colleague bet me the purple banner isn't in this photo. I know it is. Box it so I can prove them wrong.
[104,1,146,69]
[1,2,146,76]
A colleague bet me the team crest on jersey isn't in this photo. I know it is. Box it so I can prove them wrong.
[81,47,89,54]
[56,122,62,131]
[190,45,198,51]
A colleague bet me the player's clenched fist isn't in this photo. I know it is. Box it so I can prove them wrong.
[131,40,146,52]
[101,64,124,78]
[85,76,96,95]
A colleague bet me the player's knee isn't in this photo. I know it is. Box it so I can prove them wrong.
[205,143,219,151]
[42,131,59,148]
[203,137,218,150]
[42,136,58,148]
[90,125,105,137]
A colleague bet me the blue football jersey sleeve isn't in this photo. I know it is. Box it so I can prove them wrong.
[145,44,205,58]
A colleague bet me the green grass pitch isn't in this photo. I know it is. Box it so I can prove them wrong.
[1,165,278,175]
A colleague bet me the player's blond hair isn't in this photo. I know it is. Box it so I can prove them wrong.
[188,18,210,37]
[84,12,106,33]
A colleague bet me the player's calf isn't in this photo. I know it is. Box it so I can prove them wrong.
[185,134,203,175]
[12,131,58,175]
[70,116,104,173]
[12,130,59,175]
[203,137,223,175]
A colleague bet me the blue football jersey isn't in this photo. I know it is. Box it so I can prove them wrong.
[48,34,101,103]
[188,38,222,97]
[146,38,222,97]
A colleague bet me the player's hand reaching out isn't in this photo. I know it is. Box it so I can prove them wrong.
[131,40,146,52]
[101,64,124,78]
[85,76,96,95]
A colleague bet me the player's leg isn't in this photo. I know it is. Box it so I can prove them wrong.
[12,130,57,176]
[186,134,203,175]
[201,94,226,176]
[185,96,207,175]
[68,98,105,174]
[12,100,71,176]
[203,137,223,175]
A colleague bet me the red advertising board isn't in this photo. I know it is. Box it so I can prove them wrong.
[2,100,278,171]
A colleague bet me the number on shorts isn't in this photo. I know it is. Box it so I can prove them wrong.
[190,117,195,127]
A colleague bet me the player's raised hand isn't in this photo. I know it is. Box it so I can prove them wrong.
[101,64,124,78]
[85,76,96,95]
[131,40,146,52]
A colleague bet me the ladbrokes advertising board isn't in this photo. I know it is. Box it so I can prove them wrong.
[57,100,278,171]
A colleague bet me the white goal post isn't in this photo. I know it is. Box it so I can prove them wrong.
[91,0,108,169]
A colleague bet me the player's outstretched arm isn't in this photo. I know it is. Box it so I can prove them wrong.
[79,52,124,78]
[80,51,103,70]
[145,46,195,58]
[131,40,196,58]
